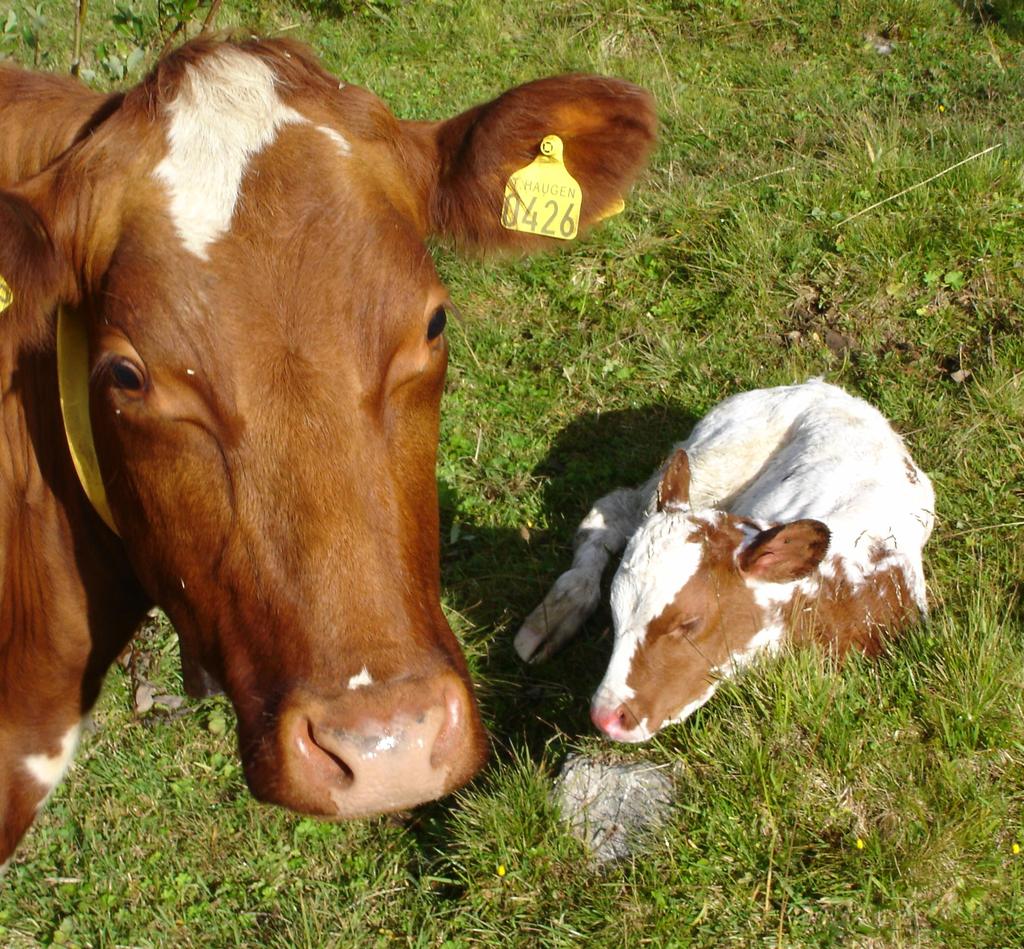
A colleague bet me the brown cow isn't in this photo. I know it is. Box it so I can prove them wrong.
[0,37,656,867]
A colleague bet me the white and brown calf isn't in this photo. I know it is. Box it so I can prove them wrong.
[515,380,935,742]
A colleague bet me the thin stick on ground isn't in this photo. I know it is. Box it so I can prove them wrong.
[160,0,223,57]
[729,166,796,189]
[70,0,87,77]
[835,143,1003,227]
[201,0,224,34]
[159,20,187,58]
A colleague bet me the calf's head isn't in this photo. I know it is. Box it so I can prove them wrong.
[0,38,656,825]
[591,450,830,742]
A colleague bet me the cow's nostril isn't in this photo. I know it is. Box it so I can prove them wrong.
[429,685,467,768]
[306,720,355,785]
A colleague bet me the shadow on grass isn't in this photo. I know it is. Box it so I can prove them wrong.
[404,401,698,868]
[441,403,699,751]
[954,0,1024,36]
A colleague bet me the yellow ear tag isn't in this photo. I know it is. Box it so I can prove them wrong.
[594,197,626,222]
[501,135,582,241]
[0,274,12,314]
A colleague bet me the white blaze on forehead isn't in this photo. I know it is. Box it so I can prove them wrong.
[153,47,308,259]
[596,510,709,704]
[24,722,81,803]
[347,666,373,690]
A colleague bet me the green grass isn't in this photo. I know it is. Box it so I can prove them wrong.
[3,0,1024,945]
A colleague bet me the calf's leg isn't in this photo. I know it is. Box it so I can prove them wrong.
[515,488,644,663]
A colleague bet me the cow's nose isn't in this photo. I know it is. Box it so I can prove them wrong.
[590,701,641,741]
[272,672,486,818]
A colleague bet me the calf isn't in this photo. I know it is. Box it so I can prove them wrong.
[516,381,934,741]
[0,37,656,864]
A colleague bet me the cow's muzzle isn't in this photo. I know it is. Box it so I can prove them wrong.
[247,671,487,818]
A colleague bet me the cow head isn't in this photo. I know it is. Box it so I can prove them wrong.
[590,450,830,741]
[0,36,656,852]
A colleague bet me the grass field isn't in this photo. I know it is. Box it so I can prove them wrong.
[2,0,1023,945]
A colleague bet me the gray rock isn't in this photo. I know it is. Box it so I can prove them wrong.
[134,683,156,715]
[865,33,895,55]
[152,693,186,711]
[554,753,676,865]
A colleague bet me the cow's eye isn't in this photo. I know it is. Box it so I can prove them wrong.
[427,306,447,341]
[109,358,145,392]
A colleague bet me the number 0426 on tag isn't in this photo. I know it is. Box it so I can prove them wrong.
[501,135,581,241]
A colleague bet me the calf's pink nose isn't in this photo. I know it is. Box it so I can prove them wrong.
[590,702,639,740]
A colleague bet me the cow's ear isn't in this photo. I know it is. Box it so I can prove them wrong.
[657,449,691,511]
[738,520,831,583]
[0,187,75,349]
[414,74,656,252]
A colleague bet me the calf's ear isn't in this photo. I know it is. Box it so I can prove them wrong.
[414,74,656,252]
[0,188,74,350]
[738,520,831,583]
[657,449,691,511]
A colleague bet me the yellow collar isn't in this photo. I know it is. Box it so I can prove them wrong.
[56,306,119,535]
